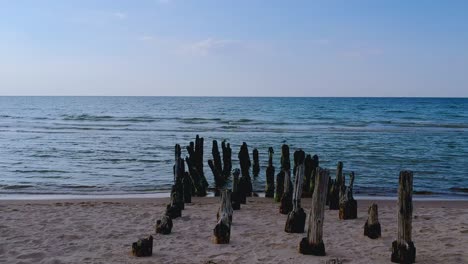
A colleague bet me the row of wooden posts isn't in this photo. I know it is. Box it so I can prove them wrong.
[132,135,416,263]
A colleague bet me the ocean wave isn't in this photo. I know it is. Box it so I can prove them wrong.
[13,169,68,174]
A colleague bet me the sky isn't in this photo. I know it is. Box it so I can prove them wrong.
[0,0,467,97]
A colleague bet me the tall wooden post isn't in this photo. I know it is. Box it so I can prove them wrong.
[186,135,208,196]
[208,140,225,193]
[280,170,293,214]
[329,161,344,210]
[213,189,233,244]
[221,141,232,179]
[299,167,329,255]
[265,147,275,198]
[275,144,290,202]
[238,142,252,199]
[339,172,357,220]
[173,144,185,210]
[391,171,416,263]
[252,148,260,177]
[231,169,241,210]
[285,150,306,233]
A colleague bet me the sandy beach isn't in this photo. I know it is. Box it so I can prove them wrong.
[0,197,467,264]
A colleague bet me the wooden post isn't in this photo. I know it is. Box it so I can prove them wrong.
[302,154,313,198]
[165,185,182,219]
[275,144,290,202]
[208,140,225,194]
[265,147,275,198]
[183,172,192,203]
[309,155,319,194]
[156,215,173,235]
[231,169,241,210]
[173,144,185,210]
[132,235,153,257]
[364,203,381,239]
[186,135,208,196]
[238,142,253,198]
[280,169,293,214]
[391,171,416,263]
[329,161,344,210]
[252,148,260,177]
[185,156,206,197]
[221,141,232,179]
[213,189,233,244]
[299,167,329,255]
[285,150,306,233]
[339,172,357,220]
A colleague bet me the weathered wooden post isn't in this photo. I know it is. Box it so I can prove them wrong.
[252,148,260,177]
[364,203,381,239]
[285,150,306,233]
[265,147,275,198]
[275,144,290,202]
[329,161,344,210]
[208,140,225,193]
[173,144,185,210]
[302,154,313,198]
[299,167,329,255]
[213,189,233,244]
[231,168,241,210]
[156,215,173,235]
[186,135,208,196]
[221,141,232,179]
[165,185,182,219]
[339,172,357,219]
[391,171,416,263]
[280,170,293,214]
[238,142,252,199]
[132,235,153,257]
[309,155,319,194]
[183,172,192,203]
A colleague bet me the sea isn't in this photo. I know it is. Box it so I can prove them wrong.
[0,97,467,199]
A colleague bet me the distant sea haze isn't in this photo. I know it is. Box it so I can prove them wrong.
[0,97,467,198]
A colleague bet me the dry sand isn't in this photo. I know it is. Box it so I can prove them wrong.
[0,197,467,264]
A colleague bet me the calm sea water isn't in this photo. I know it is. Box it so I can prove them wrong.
[0,97,467,198]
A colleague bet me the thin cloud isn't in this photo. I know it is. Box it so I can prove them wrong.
[180,38,241,56]
[112,12,127,20]
[343,48,383,58]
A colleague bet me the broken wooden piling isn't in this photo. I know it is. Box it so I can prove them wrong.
[186,135,208,196]
[339,172,357,220]
[364,203,381,239]
[231,168,241,210]
[275,144,290,202]
[329,161,344,210]
[213,189,233,244]
[238,142,253,199]
[132,235,153,257]
[391,171,416,263]
[252,148,260,177]
[156,215,173,235]
[265,147,275,198]
[221,141,232,179]
[299,167,329,256]
[285,150,306,233]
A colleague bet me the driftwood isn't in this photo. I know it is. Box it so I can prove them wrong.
[186,135,208,196]
[339,172,357,219]
[238,142,253,199]
[329,161,344,210]
[132,235,153,257]
[299,167,329,255]
[364,203,381,239]
[275,144,290,202]
[285,150,306,233]
[156,215,173,235]
[221,141,232,178]
[279,170,293,214]
[231,169,241,210]
[391,171,416,263]
[265,147,275,198]
[213,189,233,244]
[165,186,182,219]
[252,148,260,177]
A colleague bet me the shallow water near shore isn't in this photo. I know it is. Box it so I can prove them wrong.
[0,96,467,198]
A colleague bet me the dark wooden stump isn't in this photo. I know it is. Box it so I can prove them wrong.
[231,169,241,210]
[391,171,416,263]
[238,142,252,199]
[173,144,185,210]
[209,140,224,189]
[221,141,232,179]
[275,144,290,202]
[156,215,173,235]
[165,188,182,219]
[132,235,153,257]
[329,161,344,210]
[285,151,306,233]
[274,171,284,202]
[364,203,381,239]
[280,170,293,214]
[339,172,357,220]
[213,189,233,244]
[186,135,208,196]
[265,147,275,198]
[252,148,260,177]
[299,167,329,256]
[183,172,192,203]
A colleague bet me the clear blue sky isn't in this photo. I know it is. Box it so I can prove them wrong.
[1,0,467,97]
